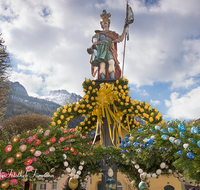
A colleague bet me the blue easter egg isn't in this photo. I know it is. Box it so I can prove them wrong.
[148,139,153,144]
[120,144,124,148]
[133,142,139,147]
[161,129,167,133]
[151,129,155,132]
[178,124,185,132]
[179,132,185,138]
[127,141,131,146]
[191,126,199,134]
[197,140,200,148]
[121,139,125,144]
[161,135,169,141]
[136,148,142,153]
[159,147,163,151]
[140,144,146,149]
[138,128,143,132]
[152,147,155,150]
[125,137,129,141]
[175,139,181,146]
[124,143,127,147]
[177,151,182,154]
[165,147,169,152]
[188,138,195,144]
[155,125,160,130]
[168,127,174,133]
[187,152,194,159]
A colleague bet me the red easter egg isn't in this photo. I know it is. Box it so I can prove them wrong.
[5,145,12,153]
[64,147,69,151]
[50,137,56,143]
[9,179,18,185]
[0,172,8,180]
[26,166,34,172]
[24,159,32,166]
[9,171,18,179]
[70,128,75,132]
[34,139,41,146]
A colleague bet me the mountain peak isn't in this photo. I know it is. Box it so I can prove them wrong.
[10,81,28,96]
[39,90,82,106]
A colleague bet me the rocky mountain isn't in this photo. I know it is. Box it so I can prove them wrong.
[4,82,84,129]
[38,90,82,106]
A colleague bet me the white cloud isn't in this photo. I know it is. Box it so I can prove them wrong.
[0,0,200,98]
[164,87,200,120]
[171,78,197,90]
[150,99,160,106]
[130,87,149,96]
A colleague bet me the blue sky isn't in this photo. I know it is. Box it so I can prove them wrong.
[0,0,200,122]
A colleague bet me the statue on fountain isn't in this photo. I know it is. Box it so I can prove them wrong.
[87,10,127,80]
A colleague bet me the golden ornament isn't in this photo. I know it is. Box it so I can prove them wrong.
[22,178,28,182]
[15,152,22,160]
[50,168,55,173]
[30,147,36,154]
[46,140,52,146]
[11,136,19,143]
[0,181,9,189]
[69,178,79,189]
[70,147,75,153]
[4,157,15,166]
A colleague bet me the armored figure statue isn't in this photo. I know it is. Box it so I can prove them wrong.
[88,10,127,80]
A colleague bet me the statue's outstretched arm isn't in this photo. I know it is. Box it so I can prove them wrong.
[114,24,129,43]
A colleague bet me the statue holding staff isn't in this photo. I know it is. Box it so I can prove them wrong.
[88,10,127,80]
[88,4,134,80]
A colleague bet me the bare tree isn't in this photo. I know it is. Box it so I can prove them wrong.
[0,33,11,120]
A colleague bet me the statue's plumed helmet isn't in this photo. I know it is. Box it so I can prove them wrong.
[100,10,111,24]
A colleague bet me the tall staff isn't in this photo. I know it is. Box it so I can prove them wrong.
[122,0,134,77]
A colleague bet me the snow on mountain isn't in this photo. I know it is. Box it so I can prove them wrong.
[38,90,82,106]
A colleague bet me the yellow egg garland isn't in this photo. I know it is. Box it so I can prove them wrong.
[52,77,164,142]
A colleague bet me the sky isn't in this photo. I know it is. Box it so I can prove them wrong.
[0,0,200,122]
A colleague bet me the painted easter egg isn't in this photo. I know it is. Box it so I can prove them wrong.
[179,132,185,138]
[187,152,194,159]
[161,135,169,141]
[168,127,174,133]
[175,139,181,146]
[191,126,199,134]
[197,140,200,148]
[161,129,167,133]
[169,137,175,144]
[5,145,12,153]
[155,125,160,130]
[178,124,185,132]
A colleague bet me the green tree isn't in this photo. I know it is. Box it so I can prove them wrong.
[0,33,10,120]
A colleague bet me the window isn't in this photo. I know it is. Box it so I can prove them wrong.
[117,181,123,190]
[164,185,174,190]
[40,183,46,189]
[51,182,57,190]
